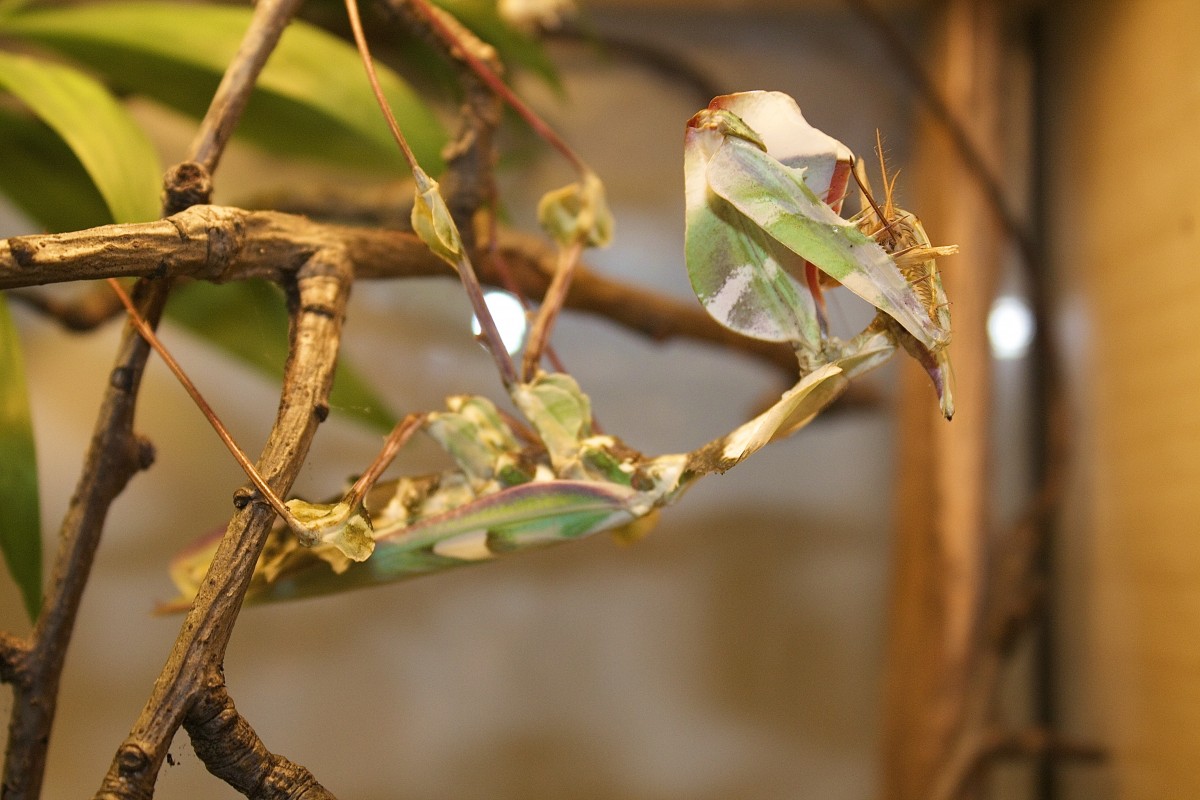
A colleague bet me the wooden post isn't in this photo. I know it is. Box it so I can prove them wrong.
[880,1,1005,798]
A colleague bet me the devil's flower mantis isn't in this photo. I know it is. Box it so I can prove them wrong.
[138,90,954,611]
[684,91,954,411]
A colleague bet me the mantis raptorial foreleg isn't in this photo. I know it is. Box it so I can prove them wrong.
[849,131,958,418]
[684,92,955,405]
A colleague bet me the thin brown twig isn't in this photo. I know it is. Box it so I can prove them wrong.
[346,0,518,387]
[342,412,424,511]
[106,278,297,524]
[482,215,571,375]
[521,238,582,379]
[189,0,307,174]
[344,0,421,168]
[400,0,588,173]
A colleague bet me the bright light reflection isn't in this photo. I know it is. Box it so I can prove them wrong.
[987,295,1035,360]
[471,290,528,355]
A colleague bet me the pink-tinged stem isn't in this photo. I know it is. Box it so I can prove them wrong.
[407,0,588,175]
[342,413,425,510]
[345,0,518,387]
[105,279,295,524]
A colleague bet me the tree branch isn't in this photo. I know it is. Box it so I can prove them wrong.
[0,208,796,375]
[5,285,125,331]
[0,0,309,796]
[184,679,336,799]
[94,252,355,799]
[2,285,159,800]
[189,0,306,174]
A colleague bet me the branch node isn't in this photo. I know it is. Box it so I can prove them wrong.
[186,682,337,799]
[109,365,136,393]
[0,633,29,686]
[133,435,157,473]
[8,238,38,270]
[115,743,152,779]
[164,162,214,214]
[232,487,255,509]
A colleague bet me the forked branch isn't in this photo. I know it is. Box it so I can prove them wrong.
[0,0,317,797]
[94,253,355,799]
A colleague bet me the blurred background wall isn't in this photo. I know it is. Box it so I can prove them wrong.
[1044,2,1200,799]
[0,5,931,798]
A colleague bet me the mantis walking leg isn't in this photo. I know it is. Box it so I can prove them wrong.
[107,278,426,561]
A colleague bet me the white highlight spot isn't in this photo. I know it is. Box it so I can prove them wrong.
[432,529,495,561]
[988,295,1035,360]
[472,290,528,355]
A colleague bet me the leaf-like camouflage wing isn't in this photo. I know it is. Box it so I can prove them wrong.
[163,478,647,610]
[684,100,821,348]
[706,136,943,351]
[685,90,949,354]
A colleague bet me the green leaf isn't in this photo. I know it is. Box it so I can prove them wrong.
[0,50,161,224]
[0,293,42,621]
[164,281,397,433]
[4,1,445,171]
[0,0,34,23]
[0,105,113,232]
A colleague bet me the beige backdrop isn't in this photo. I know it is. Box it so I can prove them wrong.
[1048,1,1200,798]
[1,7,925,798]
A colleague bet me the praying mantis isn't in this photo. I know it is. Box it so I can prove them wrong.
[119,85,954,612]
